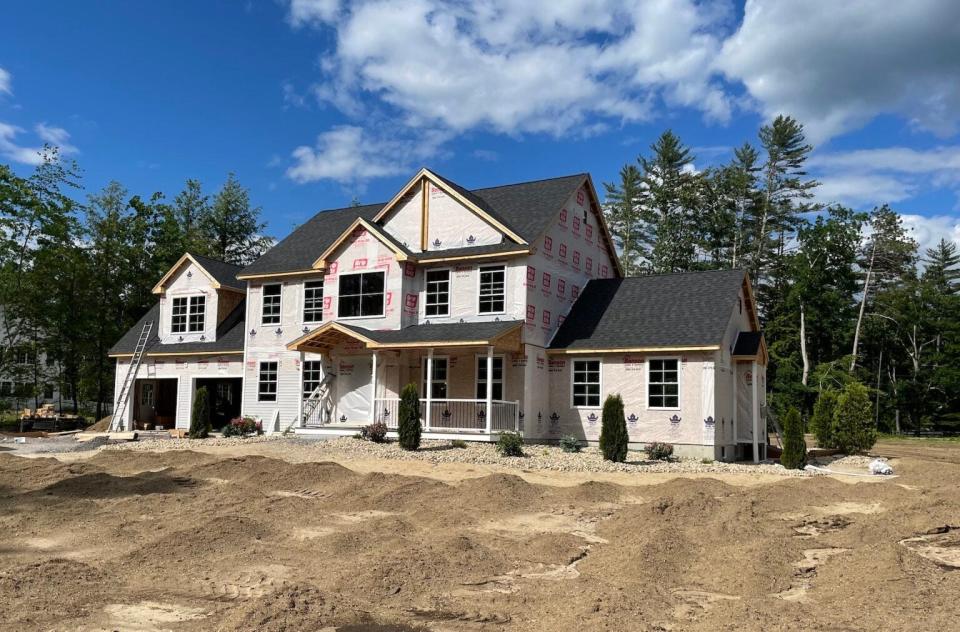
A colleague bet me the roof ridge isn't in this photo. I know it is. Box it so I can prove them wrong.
[187,252,244,269]
[469,172,588,193]
[619,268,746,280]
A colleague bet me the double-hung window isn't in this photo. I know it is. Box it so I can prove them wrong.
[572,359,601,407]
[478,266,505,314]
[422,357,448,398]
[648,359,679,408]
[258,361,278,402]
[187,296,205,332]
[262,284,282,325]
[303,280,324,324]
[338,271,385,318]
[424,269,450,317]
[172,296,205,333]
[302,360,323,399]
[171,297,188,333]
[475,356,503,400]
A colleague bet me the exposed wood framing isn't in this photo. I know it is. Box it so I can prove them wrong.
[151,253,243,295]
[311,217,409,270]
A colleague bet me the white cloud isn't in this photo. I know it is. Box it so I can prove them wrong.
[0,67,10,95]
[718,0,960,143]
[0,122,45,165]
[286,124,448,184]
[901,214,960,257]
[286,0,340,27]
[35,123,77,155]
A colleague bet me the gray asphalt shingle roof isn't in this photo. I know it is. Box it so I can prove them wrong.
[188,253,245,291]
[340,320,523,345]
[109,300,246,356]
[238,173,588,277]
[549,270,747,350]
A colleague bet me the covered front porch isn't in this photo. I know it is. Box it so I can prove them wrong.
[287,320,525,440]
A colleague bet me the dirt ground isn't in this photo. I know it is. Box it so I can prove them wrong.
[0,441,957,631]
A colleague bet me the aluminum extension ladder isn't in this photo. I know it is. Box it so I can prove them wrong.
[109,321,154,431]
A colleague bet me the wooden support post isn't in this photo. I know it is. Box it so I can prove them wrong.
[752,360,760,463]
[298,350,305,428]
[425,349,433,431]
[370,351,378,423]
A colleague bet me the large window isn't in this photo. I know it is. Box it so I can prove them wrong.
[303,280,324,323]
[478,266,505,313]
[422,357,448,398]
[424,269,450,317]
[171,296,205,333]
[338,271,385,318]
[648,358,679,409]
[188,296,205,332]
[258,361,278,402]
[171,297,187,333]
[475,356,503,400]
[302,360,323,399]
[572,359,601,407]
[262,284,282,325]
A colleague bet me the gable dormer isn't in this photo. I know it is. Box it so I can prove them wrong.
[152,253,245,345]
[376,169,527,252]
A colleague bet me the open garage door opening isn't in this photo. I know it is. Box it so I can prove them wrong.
[133,378,178,431]
[196,378,242,430]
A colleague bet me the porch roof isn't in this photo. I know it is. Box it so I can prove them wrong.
[287,320,524,353]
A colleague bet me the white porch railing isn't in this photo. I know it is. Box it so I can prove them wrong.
[373,398,521,433]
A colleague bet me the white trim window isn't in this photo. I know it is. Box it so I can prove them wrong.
[303,280,324,324]
[475,356,503,400]
[338,271,385,318]
[258,361,278,402]
[422,357,448,398]
[424,269,450,317]
[141,382,155,407]
[648,358,680,409]
[188,296,205,332]
[571,359,601,407]
[478,265,505,314]
[262,284,282,325]
[171,297,188,333]
[302,360,323,398]
[171,296,205,333]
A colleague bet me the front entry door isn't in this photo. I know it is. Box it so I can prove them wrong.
[336,356,372,424]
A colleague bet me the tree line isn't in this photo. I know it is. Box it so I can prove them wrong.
[0,148,271,420]
[602,115,960,434]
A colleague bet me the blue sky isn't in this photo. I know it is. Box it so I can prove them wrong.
[1,0,958,252]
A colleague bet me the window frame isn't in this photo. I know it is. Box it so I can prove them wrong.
[302,279,324,324]
[423,268,451,318]
[337,271,387,319]
[261,284,283,326]
[187,295,206,332]
[257,361,278,402]
[141,382,155,407]
[170,296,188,333]
[474,354,504,401]
[302,359,324,399]
[570,358,602,409]
[420,356,449,400]
[646,356,681,410]
[477,265,506,315]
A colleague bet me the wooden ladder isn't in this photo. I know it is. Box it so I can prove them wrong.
[109,321,154,431]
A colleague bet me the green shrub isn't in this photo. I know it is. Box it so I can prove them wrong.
[450,439,467,449]
[397,383,421,450]
[361,421,388,443]
[559,435,582,453]
[222,416,262,437]
[645,442,673,461]
[831,381,876,454]
[496,431,524,457]
[189,387,211,439]
[809,390,838,448]
[780,407,807,469]
[599,394,628,462]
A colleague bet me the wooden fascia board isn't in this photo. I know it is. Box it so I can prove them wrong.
[286,322,378,351]
[109,350,244,358]
[372,168,430,223]
[547,345,720,355]
[151,253,221,294]
[236,269,319,281]
[741,272,762,332]
[311,218,409,270]
[412,249,530,264]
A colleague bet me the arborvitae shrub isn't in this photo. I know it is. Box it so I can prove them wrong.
[809,390,838,448]
[831,382,876,454]
[189,386,211,439]
[780,407,807,469]
[397,383,421,450]
[599,394,628,462]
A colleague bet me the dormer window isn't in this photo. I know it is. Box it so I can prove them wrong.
[172,296,205,333]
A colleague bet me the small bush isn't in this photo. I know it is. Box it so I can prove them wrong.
[450,439,468,449]
[559,435,582,453]
[398,383,421,450]
[599,394,628,462]
[496,431,524,457]
[645,442,673,461]
[810,390,838,448]
[221,416,263,437]
[831,381,876,454]
[361,421,388,443]
[189,387,211,439]
[780,407,807,469]
[701,457,714,464]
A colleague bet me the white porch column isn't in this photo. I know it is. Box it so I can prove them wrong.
[370,351,379,423]
[297,350,305,428]
[425,348,433,431]
[485,345,493,434]
[751,360,760,463]
[731,365,737,446]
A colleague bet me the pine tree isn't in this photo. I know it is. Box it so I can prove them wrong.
[809,390,838,449]
[202,173,272,265]
[398,383,421,450]
[190,386,211,438]
[602,164,646,274]
[922,238,960,295]
[780,407,807,468]
[830,382,876,453]
[599,394,628,462]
